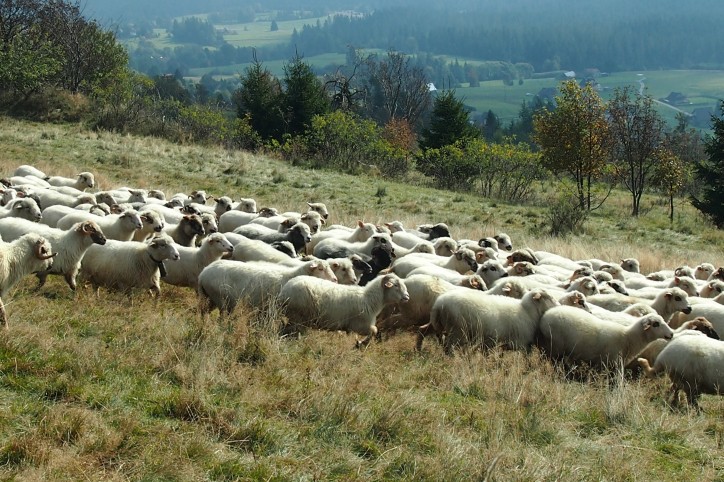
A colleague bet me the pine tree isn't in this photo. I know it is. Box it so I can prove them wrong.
[282,53,329,136]
[419,90,478,150]
[691,102,724,228]
[232,54,283,141]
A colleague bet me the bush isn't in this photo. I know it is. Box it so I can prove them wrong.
[544,195,588,236]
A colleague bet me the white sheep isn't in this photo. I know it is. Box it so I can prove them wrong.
[484,278,528,299]
[0,218,106,290]
[0,198,42,222]
[475,259,510,288]
[44,172,95,191]
[9,175,50,189]
[132,210,166,242]
[35,189,96,209]
[635,317,720,371]
[57,209,143,242]
[41,204,100,228]
[313,232,395,260]
[235,222,312,255]
[198,259,337,315]
[538,307,674,368]
[423,287,560,354]
[282,202,329,221]
[80,234,180,297]
[638,331,724,408]
[308,220,377,253]
[407,264,488,288]
[390,248,478,278]
[628,276,699,299]
[161,233,234,288]
[699,280,724,299]
[586,287,692,321]
[0,233,56,326]
[694,263,716,281]
[281,273,409,347]
[668,300,724,337]
[217,206,279,233]
[376,273,483,338]
[13,165,47,179]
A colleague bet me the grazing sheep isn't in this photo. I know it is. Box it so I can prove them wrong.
[281,273,409,347]
[80,234,180,297]
[0,233,56,326]
[376,274,482,338]
[0,218,106,290]
[13,165,47,179]
[282,202,329,221]
[132,209,166,242]
[635,317,720,370]
[423,288,560,354]
[0,198,42,222]
[558,291,592,312]
[198,259,337,315]
[218,206,278,233]
[538,308,674,368]
[235,222,312,254]
[308,220,377,253]
[162,233,234,288]
[629,276,699,299]
[476,259,509,287]
[407,264,487,288]
[164,214,205,247]
[638,331,724,408]
[313,232,394,260]
[57,209,143,242]
[668,300,724,337]
[485,278,528,299]
[45,172,95,191]
[390,248,478,278]
[586,287,693,321]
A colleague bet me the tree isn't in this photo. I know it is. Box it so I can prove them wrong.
[270,20,279,32]
[482,109,501,142]
[282,52,329,136]
[533,80,611,210]
[691,102,724,228]
[652,148,689,223]
[232,53,283,140]
[419,89,478,150]
[364,50,432,128]
[608,86,667,216]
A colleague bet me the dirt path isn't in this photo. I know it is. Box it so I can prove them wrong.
[638,77,692,116]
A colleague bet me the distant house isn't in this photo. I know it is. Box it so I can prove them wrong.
[662,92,689,105]
[579,78,602,91]
[564,71,576,78]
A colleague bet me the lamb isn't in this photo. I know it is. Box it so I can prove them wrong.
[164,214,205,247]
[45,172,95,191]
[198,259,337,315]
[161,233,234,288]
[538,308,673,368]
[0,218,106,290]
[280,273,409,347]
[0,233,56,326]
[586,287,693,321]
[313,232,395,260]
[638,331,724,408]
[80,234,180,297]
[0,198,42,222]
[390,248,478,278]
[57,209,143,242]
[424,287,560,354]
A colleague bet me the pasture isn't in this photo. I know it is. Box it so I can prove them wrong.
[0,117,722,480]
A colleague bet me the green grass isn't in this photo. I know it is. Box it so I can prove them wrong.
[0,117,722,480]
[188,52,348,79]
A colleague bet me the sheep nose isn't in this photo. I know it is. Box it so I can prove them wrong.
[154,226,163,232]
[401,293,410,302]
[683,306,692,314]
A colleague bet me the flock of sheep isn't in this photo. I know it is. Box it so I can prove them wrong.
[0,164,722,409]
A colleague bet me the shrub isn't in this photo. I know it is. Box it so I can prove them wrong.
[544,194,588,236]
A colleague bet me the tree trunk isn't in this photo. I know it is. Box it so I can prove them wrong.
[669,194,674,223]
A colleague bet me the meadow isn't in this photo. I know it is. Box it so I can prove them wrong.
[0,117,722,480]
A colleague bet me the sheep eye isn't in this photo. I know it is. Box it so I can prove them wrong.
[653,321,660,327]
[675,296,681,301]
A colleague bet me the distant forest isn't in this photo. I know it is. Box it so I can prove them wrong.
[89,0,724,79]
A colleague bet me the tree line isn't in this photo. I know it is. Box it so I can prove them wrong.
[2,0,724,232]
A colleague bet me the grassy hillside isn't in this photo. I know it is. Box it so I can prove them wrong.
[0,117,722,480]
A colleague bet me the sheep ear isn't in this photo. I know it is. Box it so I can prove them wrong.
[470,278,479,289]
[502,284,511,294]
[664,291,673,299]
[533,292,542,300]
[477,252,486,262]
[357,220,364,228]
[642,319,651,330]
[455,251,463,260]
[307,202,313,208]
[384,279,394,288]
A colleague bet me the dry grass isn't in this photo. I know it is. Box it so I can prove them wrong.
[0,116,722,480]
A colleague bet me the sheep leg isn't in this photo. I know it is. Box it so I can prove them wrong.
[415,322,434,351]
[0,297,6,329]
[64,271,77,291]
[35,270,49,289]
[355,326,378,350]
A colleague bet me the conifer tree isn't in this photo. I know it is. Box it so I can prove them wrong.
[691,102,724,228]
